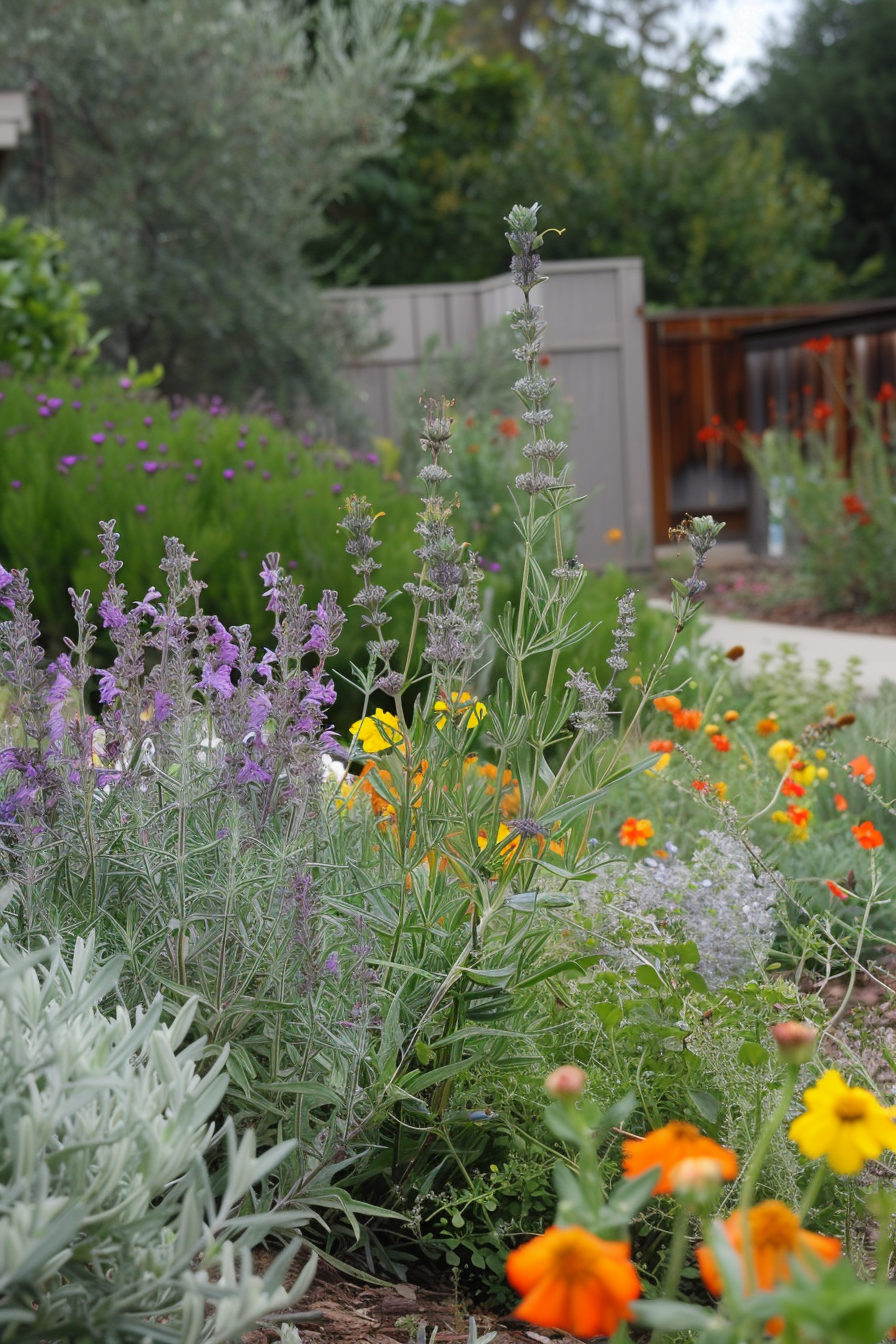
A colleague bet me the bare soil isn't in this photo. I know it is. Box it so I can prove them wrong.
[654,557,896,636]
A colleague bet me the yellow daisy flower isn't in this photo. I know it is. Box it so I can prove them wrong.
[789,1070,896,1174]
[350,708,404,754]
[434,690,487,731]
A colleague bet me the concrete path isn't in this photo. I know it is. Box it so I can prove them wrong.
[647,601,896,696]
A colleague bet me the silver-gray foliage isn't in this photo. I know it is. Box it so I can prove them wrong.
[0,915,314,1344]
[0,0,438,420]
[581,830,778,987]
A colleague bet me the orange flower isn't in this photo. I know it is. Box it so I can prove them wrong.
[673,708,703,731]
[697,420,724,444]
[649,739,675,753]
[723,709,739,722]
[756,717,778,737]
[498,416,520,438]
[876,381,896,403]
[852,821,884,850]
[803,334,833,355]
[849,754,876,785]
[811,400,833,426]
[619,817,654,848]
[506,1226,641,1338]
[697,1201,840,1335]
[842,492,868,517]
[653,695,681,714]
[786,805,811,829]
[826,880,847,900]
[781,778,806,798]
[711,733,730,753]
[833,792,848,812]
[604,527,623,544]
[724,645,745,662]
[714,781,727,800]
[622,1121,738,1196]
[692,780,708,793]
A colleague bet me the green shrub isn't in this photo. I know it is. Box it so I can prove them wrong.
[0,920,313,1343]
[0,209,101,374]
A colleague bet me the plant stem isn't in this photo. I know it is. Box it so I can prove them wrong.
[738,1063,800,1292]
[648,1204,690,1344]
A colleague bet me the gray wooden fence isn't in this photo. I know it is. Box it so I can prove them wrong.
[328,258,652,570]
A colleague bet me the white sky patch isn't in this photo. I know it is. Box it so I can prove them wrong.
[677,0,803,99]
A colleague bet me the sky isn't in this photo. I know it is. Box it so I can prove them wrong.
[678,0,803,98]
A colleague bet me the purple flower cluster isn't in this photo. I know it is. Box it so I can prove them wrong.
[0,527,345,835]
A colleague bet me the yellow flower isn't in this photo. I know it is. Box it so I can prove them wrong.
[768,738,797,773]
[791,761,816,787]
[350,708,404,754]
[817,766,829,780]
[723,709,739,723]
[789,1070,896,1174]
[814,748,827,761]
[771,810,790,825]
[714,781,727,800]
[645,753,671,776]
[604,527,624,544]
[435,690,487,731]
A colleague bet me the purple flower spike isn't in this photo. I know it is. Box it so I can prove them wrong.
[39,407,51,418]
[91,432,106,445]
[222,468,235,480]
[490,562,502,572]
[245,459,255,470]
[37,394,47,403]
[115,434,126,445]
[119,377,132,389]
[72,400,81,410]
[237,439,246,449]
[261,470,271,480]
[143,461,159,474]
[185,472,197,483]
[10,480,20,490]
[193,458,203,468]
[331,483,343,494]
[158,442,168,454]
[365,452,379,464]
[240,424,249,434]
[259,435,268,446]
[143,415,153,426]
[137,440,148,450]
[135,504,147,514]
[48,397,64,410]
[300,433,314,447]
[104,420,115,430]
[61,455,78,467]
[288,559,298,569]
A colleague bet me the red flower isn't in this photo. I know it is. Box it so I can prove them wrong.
[649,739,674,753]
[734,418,746,434]
[692,780,708,793]
[787,805,811,829]
[697,418,724,444]
[842,492,867,516]
[811,400,833,426]
[833,792,848,812]
[826,880,847,900]
[852,821,884,850]
[711,733,730,753]
[803,335,833,355]
[498,417,520,438]
[538,354,551,367]
[876,381,896,403]
[849,754,876,785]
[782,778,806,798]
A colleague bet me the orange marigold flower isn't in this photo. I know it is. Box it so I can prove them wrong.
[849,754,876,785]
[833,792,848,812]
[714,781,727,800]
[498,416,520,438]
[649,739,675,753]
[723,709,739,722]
[781,778,806,798]
[653,695,681,714]
[756,717,778,737]
[826,880,847,900]
[803,334,833,355]
[621,1121,738,1196]
[711,733,730,753]
[604,527,624,544]
[672,708,703,731]
[619,817,654,847]
[692,780,708,793]
[506,1226,641,1339]
[786,805,811,829]
[852,820,884,850]
[697,1201,840,1335]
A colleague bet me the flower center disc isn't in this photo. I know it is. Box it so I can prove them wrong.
[834,1095,868,1121]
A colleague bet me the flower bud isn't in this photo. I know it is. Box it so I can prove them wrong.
[669,1156,724,1208]
[770,1021,818,1065]
[545,1065,587,1099]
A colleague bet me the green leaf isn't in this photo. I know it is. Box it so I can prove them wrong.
[514,952,605,989]
[687,1088,721,1124]
[632,1300,717,1329]
[504,890,575,912]
[738,1041,770,1067]
[635,964,665,990]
